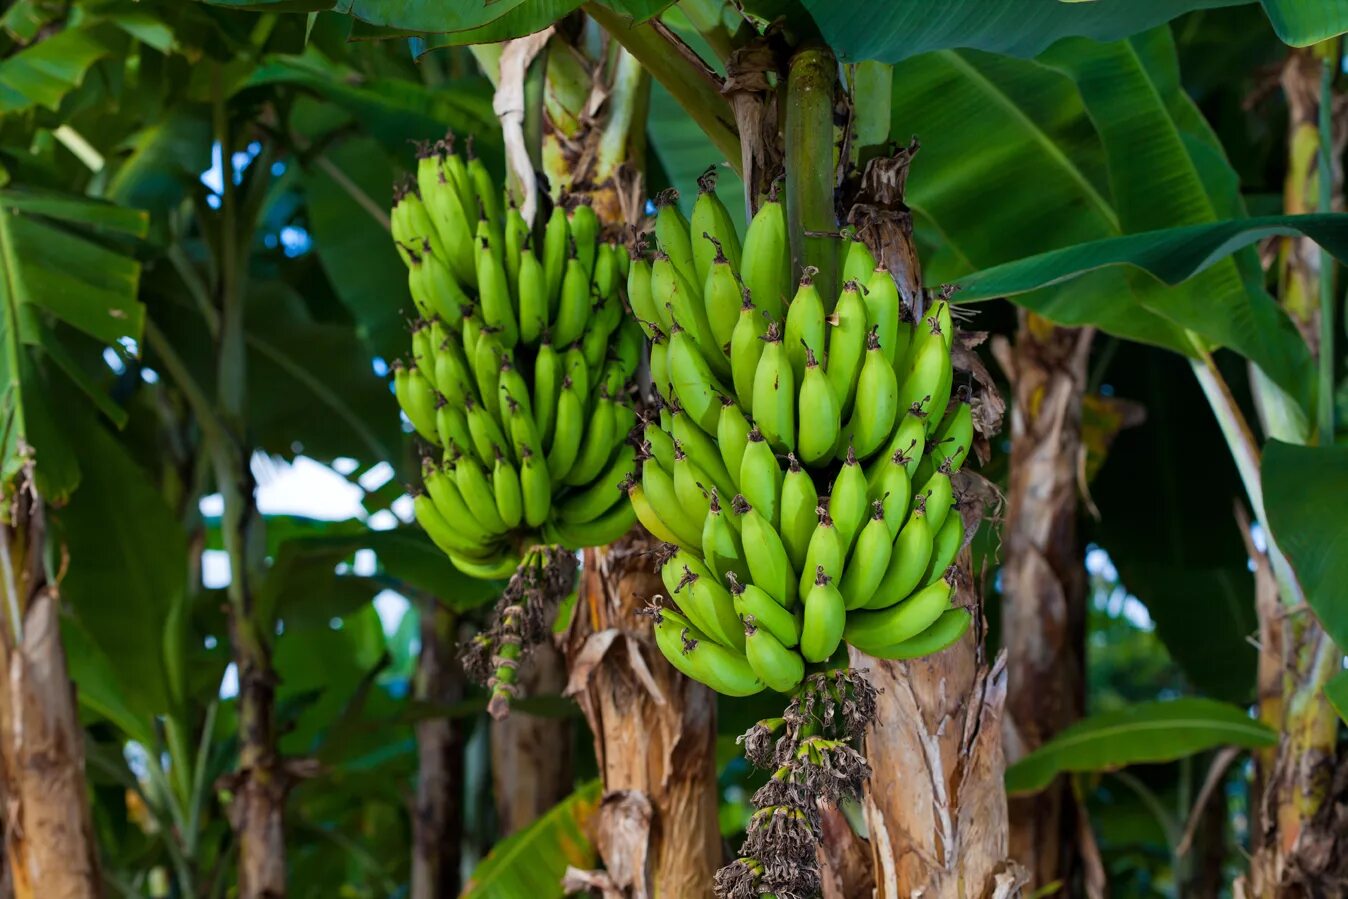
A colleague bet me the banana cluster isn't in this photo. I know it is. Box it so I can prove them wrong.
[632,178,975,696]
[390,139,642,579]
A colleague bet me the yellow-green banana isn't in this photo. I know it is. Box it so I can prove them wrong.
[740,185,789,324]
[744,618,805,693]
[844,575,954,655]
[841,502,893,610]
[739,428,782,530]
[733,495,796,609]
[752,322,796,454]
[796,343,840,465]
[778,454,818,573]
[865,497,932,610]
[801,567,845,663]
[871,608,971,661]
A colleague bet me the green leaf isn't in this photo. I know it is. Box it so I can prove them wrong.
[1262,440,1348,651]
[106,112,214,218]
[1259,0,1348,45]
[955,212,1344,384]
[1326,671,1348,725]
[0,190,145,499]
[363,528,503,610]
[417,0,584,49]
[53,414,189,729]
[1005,698,1277,795]
[803,0,1242,64]
[462,780,602,899]
[0,22,123,114]
[256,535,381,629]
[596,0,677,22]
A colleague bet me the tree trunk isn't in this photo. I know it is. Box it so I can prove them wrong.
[997,314,1092,893]
[412,601,465,899]
[0,492,101,899]
[562,531,721,898]
[850,570,1020,899]
[1242,47,1348,899]
[491,642,572,834]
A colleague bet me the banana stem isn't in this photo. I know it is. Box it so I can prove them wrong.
[785,46,840,299]
[1317,42,1339,442]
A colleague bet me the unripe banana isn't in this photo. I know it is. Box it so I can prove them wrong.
[517,246,547,344]
[643,423,676,472]
[870,450,913,539]
[622,474,682,547]
[493,449,523,529]
[611,318,644,383]
[656,254,728,378]
[796,343,840,465]
[395,187,447,265]
[432,333,474,407]
[784,269,826,383]
[739,427,782,530]
[463,395,508,465]
[752,322,796,454]
[410,320,435,376]
[564,394,617,486]
[829,446,870,554]
[653,190,699,297]
[841,233,877,289]
[652,607,764,696]
[703,490,749,584]
[453,454,508,535]
[395,362,440,444]
[475,231,518,347]
[801,567,846,663]
[593,241,619,299]
[844,574,954,655]
[671,440,713,529]
[626,253,660,337]
[778,453,819,573]
[870,608,971,661]
[672,408,736,501]
[690,168,742,283]
[520,447,552,528]
[542,204,569,314]
[649,327,671,404]
[847,327,900,461]
[661,551,743,650]
[497,355,532,425]
[641,458,705,549]
[928,396,973,475]
[447,549,520,579]
[728,572,800,648]
[733,495,797,609]
[472,332,504,423]
[800,505,845,597]
[533,340,561,447]
[716,398,752,492]
[920,461,955,535]
[841,501,893,610]
[553,254,592,348]
[868,408,927,489]
[546,378,584,481]
[897,322,951,427]
[864,266,901,364]
[415,492,495,558]
[826,280,868,420]
[503,201,529,295]
[667,323,729,434]
[423,460,492,545]
[420,247,471,326]
[729,291,765,414]
[740,185,790,324]
[922,506,964,588]
[559,443,636,524]
[569,202,600,280]
[865,497,932,610]
[417,148,475,285]
[701,235,742,350]
[505,394,543,462]
[435,404,474,457]
[546,499,635,550]
[467,147,501,241]
[744,618,805,693]
[562,344,591,410]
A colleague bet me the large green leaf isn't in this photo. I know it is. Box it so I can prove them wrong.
[462,780,602,899]
[803,0,1241,64]
[1327,670,1348,725]
[1005,698,1276,794]
[0,22,123,114]
[0,189,147,500]
[1262,440,1348,651]
[419,0,585,48]
[53,413,188,730]
[1259,0,1348,44]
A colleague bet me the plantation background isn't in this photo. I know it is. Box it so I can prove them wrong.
[0,1,1345,897]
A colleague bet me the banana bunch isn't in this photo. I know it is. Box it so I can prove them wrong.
[390,138,642,578]
[633,177,975,695]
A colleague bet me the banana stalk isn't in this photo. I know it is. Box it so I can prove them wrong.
[784,46,841,300]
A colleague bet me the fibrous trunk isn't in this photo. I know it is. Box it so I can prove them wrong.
[0,491,101,899]
[490,642,573,833]
[998,314,1092,891]
[563,533,721,898]
[412,601,465,899]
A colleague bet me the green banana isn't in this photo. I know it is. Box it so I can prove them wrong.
[395,362,441,445]
[729,290,765,414]
[826,280,869,421]
[517,245,547,344]
[662,552,743,650]
[796,343,840,465]
[728,572,800,648]
[564,394,617,486]
[801,567,846,663]
[870,450,913,538]
[690,168,742,283]
[475,232,518,348]
[671,440,713,529]
[752,322,796,453]
[464,395,508,465]
[493,449,523,529]
[653,190,699,293]
[841,234,877,289]
[547,500,635,550]
[533,340,561,447]
[829,446,870,554]
[928,394,973,474]
[865,497,932,610]
[435,404,474,458]
[667,323,728,434]
[733,495,796,609]
[626,254,660,337]
[922,507,964,588]
[569,202,600,279]
[423,460,492,545]
[559,442,635,524]
[652,607,764,697]
[778,454,819,573]
[847,327,899,460]
[716,398,752,491]
[844,575,954,655]
[864,266,900,364]
[625,475,688,548]
[841,502,893,610]
[784,269,826,383]
[672,408,737,501]
[546,379,584,481]
[744,618,805,693]
[701,235,742,350]
[703,490,749,584]
[641,458,705,549]
[738,427,782,530]
[453,454,508,535]
[520,447,552,528]
[553,254,592,348]
[800,505,845,597]
[542,204,569,314]
[644,421,676,471]
[920,462,955,535]
[870,608,971,661]
[740,184,789,324]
